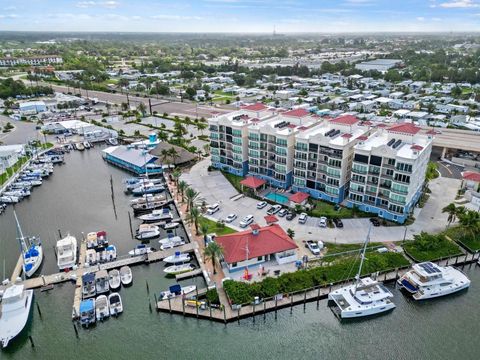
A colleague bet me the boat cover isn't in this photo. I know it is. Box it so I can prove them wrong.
[169,284,181,294]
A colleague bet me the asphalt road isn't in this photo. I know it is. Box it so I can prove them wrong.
[436,161,464,179]
[0,115,43,145]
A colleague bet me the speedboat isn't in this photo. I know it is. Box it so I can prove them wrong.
[163,252,191,264]
[397,262,471,300]
[159,236,185,251]
[56,234,77,271]
[96,231,108,247]
[95,270,110,295]
[0,195,19,204]
[85,249,97,266]
[76,143,85,151]
[14,211,43,278]
[83,141,91,149]
[328,227,395,319]
[105,245,117,261]
[79,298,96,327]
[130,194,166,205]
[128,244,153,256]
[164,222,180,230]
[82,273,96,299]
[108,270,121,291]
[138,208,173,222]
[86,232,98,249]
[0,284,34,348]
[95,295,109,321]
[159,284,196,300]
[159,235,184,246]
[97,249,108,264]
[164,263,196,276]
[135,224,160,240]
[108,293,123,316]
[120,266,133,286]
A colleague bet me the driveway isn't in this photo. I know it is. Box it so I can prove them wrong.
[181,159,461,244]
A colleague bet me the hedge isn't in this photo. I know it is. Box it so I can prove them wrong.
[403,232,462,262]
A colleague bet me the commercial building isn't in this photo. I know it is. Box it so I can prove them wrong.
[19,101,47,115]
[102,145,163,176]
[355,59,402,73]
[0,55,63,67]
[347,123,433,223]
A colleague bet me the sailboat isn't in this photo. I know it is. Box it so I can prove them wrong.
[14,211,43,278]
[328,226,396,319]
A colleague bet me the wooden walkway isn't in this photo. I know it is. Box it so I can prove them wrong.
[175,269,203,281]
[72,239,87,319]
[10,255,24,281]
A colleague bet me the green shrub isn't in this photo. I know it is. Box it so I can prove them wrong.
[206,288,220,304]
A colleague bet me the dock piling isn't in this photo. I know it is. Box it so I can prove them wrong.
[149,299,152,313]
[274,297,278,320]
[73,323,79,338]
[168,297,172,313]
[223,305,226,324]
[57,229,62,239]
[290,295,293,314]
[252,302,255,323]
[146,280,149,294]
[128,212,134,239]
[28,336,35,348]
[317,287,320,309]
[36,302,42,319]
[153,293,158,312]
[263,301,266,321]
[237,308,241,324]
[303,290,307,312]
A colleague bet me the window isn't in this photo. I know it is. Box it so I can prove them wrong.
[232,129,242,137]
[276,138,287,146]
[257,256,263,261]
[354,154,369,164]
[396,162,413,173]
[231,262,237,268]
[369,155,382,166]
[353,163,368,174]
[296,142,308,151]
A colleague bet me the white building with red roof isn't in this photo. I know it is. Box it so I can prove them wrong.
[215,224,298,272]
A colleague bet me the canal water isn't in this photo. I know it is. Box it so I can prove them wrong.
[1,148,480,360]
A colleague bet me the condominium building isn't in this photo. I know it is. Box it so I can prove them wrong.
[347,123,433,223]
[209,103,274,176]
[292,115,370,203]
[0,55,63,67]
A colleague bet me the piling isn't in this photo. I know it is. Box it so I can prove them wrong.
[209,301,212,320]
[223,305,226,324]
[182,298,185,316]
[146,280,150,294]
[110,175,118,220]
[73,323,79,338]
[57,229,62,239]
[274,297,278,320]
[128,212,134,239]
[168,297,172,313]
[237,308,241,324]
[290,294,293,314]
[263,301,266,320]
[28,336,35,348]
[317,287,321,309]
[303,290,307,312]
[154,293,158,312]
[149,300,152,313]
[252,302,256,323]
[36,302,42,319]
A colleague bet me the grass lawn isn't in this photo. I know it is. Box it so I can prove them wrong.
[323,242,384,255]
[444,226,480,252]
[0,156,29,185]
[221,171,244,193]
[199,216,237,236]
[308,200,354,218]
[403,234,462,262]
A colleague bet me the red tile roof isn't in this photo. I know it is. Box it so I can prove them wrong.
[289,191,310,203]
[264,215,279,224]
[242,103,267,112]
[216,224,298,264]
[361,121,373,126]
[330,115,359,126]
[283,108,310,117]
[357,135,369,141]
[239,176,266,189]
[341,133,353,139]
[388,123,421,135]
[462,171,480,183]
[426,129,439,135]
[410,144,424,151]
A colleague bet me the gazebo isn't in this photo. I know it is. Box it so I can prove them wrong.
[288,191,310,208]
[240,176,266,195]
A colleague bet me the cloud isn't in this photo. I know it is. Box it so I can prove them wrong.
[0,14,18,19]
[416,16,425,21]
[76,1,119,9]
[439,0,479,8]
[150,15,204,20]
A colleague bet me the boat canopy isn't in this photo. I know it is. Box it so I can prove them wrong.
[82,273,95,283]
[80,299,94,313]
[24,246,39,259]
[169,284,182,294]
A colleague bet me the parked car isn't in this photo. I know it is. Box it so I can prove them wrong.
[256,201,268,209]
[370,218,381,227]
[332,218,343,228]
[305,240,320,256]
[206,203,220,215]
[277,208,288,217]
[298,213,308,224]
[239,215,254,228]
[225,213,237,223]
[318,216,327,228]
[286,211,296,221]
[267,205,282,215]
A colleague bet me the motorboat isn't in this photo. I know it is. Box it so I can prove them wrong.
[108,293,123,316]
[397,262,471,300]
[159,235,184,246]
[108,270,121,291]
[163,252,191,264]
[13,211,43,278]
[128,244,153,256]
[83,141,91,149]
[0,284,34,348]
[120,266,133,286]
[56,234,77,271]
[96,231,108,247]
[125,178,164,192]
[0,195,19,204]
[0,203,6,215]
[163,222,180,230]
[131,182,165,196]
[95,270,110,295]
[130,194,166,205]
[85,249,97,266]
[132,199,168,212]
[138,208,173,222]
[105,245,117,261]
[106,138,118,146]
[86,232,98,249]
[76,143,85,151]
[97,250,108,264]
[82,273,96,299]
[95,295,109,321]
[159,284,197,300]
[135,224,160,240]
[159,236,185,251]
[164,263,196,276]
[328,227,395,319]
[79,298,96,327]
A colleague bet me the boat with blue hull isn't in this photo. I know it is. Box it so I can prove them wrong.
[14,211,43,278]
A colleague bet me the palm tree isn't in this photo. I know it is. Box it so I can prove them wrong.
[442,203,458,227]
[204,242,223,275]
[196,121,207,135]
[458,210,480,240]
[160,149,170,166]
[137,102,147,117]
[186,206,201,234]
[171,170,181,187]
[199,222,210,246]
[287,228,295,239]
[168,147,180,166]
[177,180,188,203]
[185,187,200,212]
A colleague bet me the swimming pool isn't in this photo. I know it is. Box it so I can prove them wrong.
[264,192,290,205]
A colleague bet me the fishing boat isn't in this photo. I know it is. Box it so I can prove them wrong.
[79,298,96,327]
[138,208,173,222]
[76,143,85,151]
[56,234,77,271]
[95,295,109,321]
[13,211,43,278]
[128,244,153,256]
[86,232,98,249]
[130,194,166,205]
[85,249,97,266]
[81,273,96,299]
[328,227,395,319]
[163,222,180,230]
[159,284,197,300]
[95,270,110,295]
[105,245,117,261]
[0,284,34,348]
[397,262,471,300]
[135,224,160,240]
[164,263,196,276]
[120,266,133,286]
[163,252,191,264]
[108,293,123,316]
[131,182,165,196]
[108,269,121,291]
[159,236,185,251]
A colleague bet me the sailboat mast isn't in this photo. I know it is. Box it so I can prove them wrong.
[13,210,28,253]
[354,225,371,293]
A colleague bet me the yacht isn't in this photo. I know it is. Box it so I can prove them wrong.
[56,234,77,271]
[159,236,186,251]
[120,266,133,286]
[108,293,123,316]
[132,199,168,212]
[96,231,108,247]
[164,222,180,230]
[79,298,96,327]
[95,270,110,295]
[138,208,173,223]
[86,232,98,249]
[108,270,121,291]
[130,194,166,205]
[135,224,160,240]
[95,295,109,321]
[397,262,471,300]
[0,284,34,348]
[131,182,165,196]
[328,227,396,319]
[105,245,117,261]
[85,249,97,266]
[14,211,43,278]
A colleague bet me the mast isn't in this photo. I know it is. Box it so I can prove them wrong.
[13,210,28,253]
[354,225,372,293]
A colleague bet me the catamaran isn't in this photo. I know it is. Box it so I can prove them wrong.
[14,211,43,278]
[328,227,396,319]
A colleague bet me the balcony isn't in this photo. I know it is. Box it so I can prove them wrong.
[389,197,406,206]
[390,187,409,196]
[379,183,391,190]
[352,168,368,175]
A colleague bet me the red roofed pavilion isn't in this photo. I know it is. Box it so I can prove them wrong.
[289,191,310,205]
[240,176,266,194]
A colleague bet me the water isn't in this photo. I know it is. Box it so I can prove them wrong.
[264,192,290,205]
[1,148,480,360]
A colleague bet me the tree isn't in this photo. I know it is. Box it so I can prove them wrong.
[196,121,207,135]
[199,222,210,246]
[121,102,129,112]
[178,180,188,203]
[186,206,201,234]
[137,102,147,117]
[442,203,460,227]
[168,147,180,165]
[458,210,480,240]
[185,87,196,100]
[204,242,223,275]
[171,169,181,187]
[185,187,200,212]
[287,228,295,239]
[118,78,129,93]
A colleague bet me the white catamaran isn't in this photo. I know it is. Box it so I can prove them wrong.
[14,211,43,278]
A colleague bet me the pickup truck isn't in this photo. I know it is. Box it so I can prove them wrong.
[305,240,320,256]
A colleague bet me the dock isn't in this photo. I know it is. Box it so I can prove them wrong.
[72,239,87,318]
[175,269,203,281]
[146,242,198,263]
[10,254,24,281]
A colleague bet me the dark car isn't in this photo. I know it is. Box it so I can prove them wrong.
[332,218,343,228]
[370,218,381,227]
[286,211,296,221]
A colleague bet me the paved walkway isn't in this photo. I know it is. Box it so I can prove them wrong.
[181,159,461,244]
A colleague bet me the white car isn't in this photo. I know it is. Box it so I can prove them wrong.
[318,216,327,228]
[239,215,254,228]
[225,213,237,223]
[277,208,288,217]
[267,204,282,215]
[256,201,267,209]
[298,213,308,224]
[206,203,220,215]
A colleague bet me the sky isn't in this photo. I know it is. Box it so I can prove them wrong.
[0,0,480,33]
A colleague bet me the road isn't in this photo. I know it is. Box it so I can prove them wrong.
[0,115,43,145]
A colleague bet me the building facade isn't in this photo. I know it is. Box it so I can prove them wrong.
[0,56,63,67]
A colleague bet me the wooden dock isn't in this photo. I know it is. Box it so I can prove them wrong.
[72,239,87,319]
[175,269,203,281]
[10,254,24,281]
